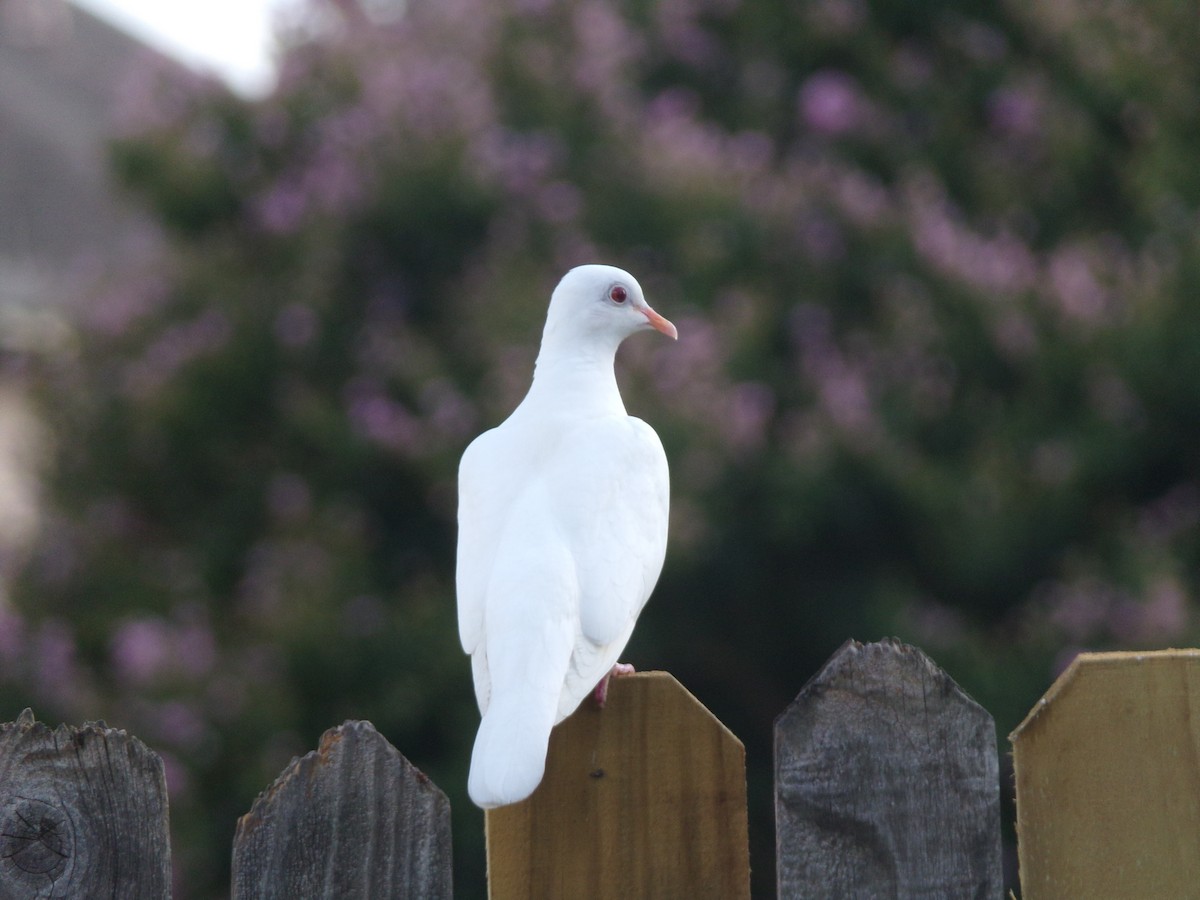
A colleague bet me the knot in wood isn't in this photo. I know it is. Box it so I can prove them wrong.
[1,797,72,883]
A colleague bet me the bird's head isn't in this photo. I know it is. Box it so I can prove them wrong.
[543,265,678,351]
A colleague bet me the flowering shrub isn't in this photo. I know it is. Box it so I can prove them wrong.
[4,0,1200,894]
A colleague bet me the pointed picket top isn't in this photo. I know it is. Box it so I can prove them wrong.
[232,719,452,899]
[485,671,750,900]
[1011,649,1200,899]
[775,638,1001,899]
[0,708,171,898]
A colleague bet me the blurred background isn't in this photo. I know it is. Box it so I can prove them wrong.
[2,0,1199,895]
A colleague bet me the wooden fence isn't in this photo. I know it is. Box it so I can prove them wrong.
[2,638,1198,898]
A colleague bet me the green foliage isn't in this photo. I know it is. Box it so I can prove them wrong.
[5,0,1200,894]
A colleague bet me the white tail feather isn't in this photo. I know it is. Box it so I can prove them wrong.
[468,696,555,808]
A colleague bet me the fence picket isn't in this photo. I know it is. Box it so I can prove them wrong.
[774,638,1002,899]
[231,719,452,899]
[30,643,1200,897]
[0,708,171,898]
[484,671,751,900]
[1011,650,1200,898]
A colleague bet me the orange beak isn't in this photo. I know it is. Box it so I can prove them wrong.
[641,305,678,340]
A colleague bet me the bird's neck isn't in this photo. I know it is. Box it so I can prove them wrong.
[523,343,627,418]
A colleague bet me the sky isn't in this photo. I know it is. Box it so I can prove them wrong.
[69,0,300,96]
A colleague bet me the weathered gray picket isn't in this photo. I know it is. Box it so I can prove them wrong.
[0,708,171,898]
[232,719,452,900]
[4,639,1194,898]
[774,639,1002,898]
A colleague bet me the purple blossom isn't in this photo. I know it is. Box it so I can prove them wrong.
[905,176,1037,294]
[534,181,584,224]
[988,86,1042,138]
[158,750,191,799]
[1046,578,1116,642]
[647,87,702,122]
[657,0,721,67]
[1048,246,1106,323]
[792,304,876,432]
[347,393,422,454]
[398,55,495,138]
[87,272,169,338]
[653,315,724,417]
[572,2,638,88]
[818,364,874,431]
[255,180,309,234]
[1136,482,1200,544]
[111,618,172,684]
[832,168,890,227]
[805,0,867,36]
[156,700,208,750]
[1137,578,1189,639]
[642,90,725,177]
[727,131,773,176]
[471,129,562,195]
[301,152,365,215]
[798,70,865,136]
[123,309,233,397]
[1042,573,1188,646]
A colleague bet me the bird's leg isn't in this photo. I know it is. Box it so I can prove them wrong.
[593,662,637,708]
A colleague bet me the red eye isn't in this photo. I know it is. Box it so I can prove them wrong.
[610,285,628,303]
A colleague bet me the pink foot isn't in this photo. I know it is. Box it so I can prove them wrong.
[593,662,636,708]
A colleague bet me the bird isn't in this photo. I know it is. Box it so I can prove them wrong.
[456,264,676,809]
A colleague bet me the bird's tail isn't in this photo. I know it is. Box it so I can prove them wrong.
[468,695,556,809]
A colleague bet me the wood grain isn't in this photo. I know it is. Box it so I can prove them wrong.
[774,638,1001,899]
[1012,649,1200,898]
[232,719,451,899]
[485,671,750,900]
[0,708,171,899]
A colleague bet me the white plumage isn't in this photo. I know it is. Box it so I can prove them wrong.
[457,264,676,809]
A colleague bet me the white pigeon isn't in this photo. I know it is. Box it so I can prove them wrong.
[457,264,676,809]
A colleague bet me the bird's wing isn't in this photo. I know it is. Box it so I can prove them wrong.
[545,415,670,715]
[456,427,512,711]
[462,427,591,807]
[467,471,581,807]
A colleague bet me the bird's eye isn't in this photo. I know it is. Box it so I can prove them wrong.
[609,285,628,304]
